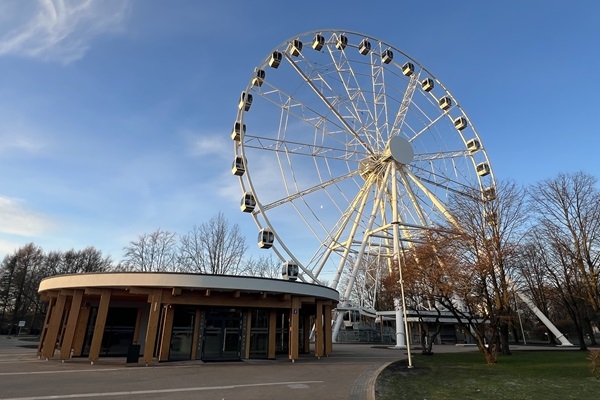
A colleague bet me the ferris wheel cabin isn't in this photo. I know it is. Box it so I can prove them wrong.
[269,51,282,68]
[483,186,497,201]
[239,92,253,111]
[252,68,265,87]
[358,38,371,55]
[281,261,299,281]
[258,228,274,249]
[290,39,303,56]
[401,62,414,76]
[336,34,348,50]
[453,116,468,131]
[382,48,393,64]
[312,34,324,50]
[466,138,481,153]
[421,78,434,92]
[231,121,246,141]
[232,156,245,176]
[241,192,256,213]
[439,96,452,110]
[476,162,491,177]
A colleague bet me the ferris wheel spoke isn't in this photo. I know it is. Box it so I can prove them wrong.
[409,163,481,199]
[259,170,359,213]
[390,73,419,138]
[325,43,384,151]
[283,52,374,155]
[407,106,449,143]
[402,167,458,227]
[244,134,368,161]
[317,178,374,288]
[396,165,429,229]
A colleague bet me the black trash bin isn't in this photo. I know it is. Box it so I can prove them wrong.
[126,344,141,364]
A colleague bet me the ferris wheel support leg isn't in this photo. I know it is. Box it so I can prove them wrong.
[331,312,345,343]
[515,290,574,346]
[393,298,406,349]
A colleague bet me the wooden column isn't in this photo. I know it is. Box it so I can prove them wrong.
[143,289,163,365]
[191,309,201,360]
[60,289,84,360]
[268,310,277,359]
[42,293,68,359]
[158,305,175,361]
[88,289,111,364]
[289,297,300,361]
[324,304,333,356]
[315,301,324,358]
[244,310,252,359]
[37,296,56,357]
[71,306,90,356]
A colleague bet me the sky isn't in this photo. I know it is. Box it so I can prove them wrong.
[0,0,599,267]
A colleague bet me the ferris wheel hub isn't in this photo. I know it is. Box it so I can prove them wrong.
[385,136,414,165]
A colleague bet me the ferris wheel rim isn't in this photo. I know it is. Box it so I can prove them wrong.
[232,29,496,286]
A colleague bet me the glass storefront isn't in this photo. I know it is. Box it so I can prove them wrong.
[249,309,269,358]
[200,308,243,361]
[82,307,137,357]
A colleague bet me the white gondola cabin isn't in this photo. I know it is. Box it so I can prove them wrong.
[239,92,253,111]
[336,34,348,50]
[485,211,498,226]
[269,51,282,68]
[232,156,245,176]
[281,261,299,281]
[312,34,324,50]
[290,39,303,56]
[358,39,371,55]
[482,186,497,201]
[439,96,452,110]
[241,192,256,213]
[421,78,434,92]
[258,228,274,249]
[466,138,480,153]
[382,48,393,64]
[252,68,265,87]
[231,121,246,141]
[454,116,468,130]
[476,162,491,177]
[401,62,414,76]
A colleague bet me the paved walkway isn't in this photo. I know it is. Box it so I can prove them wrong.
[0,336,565,400]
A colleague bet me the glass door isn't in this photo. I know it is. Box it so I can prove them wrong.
[169,307,195,361]
[201,308,242,361]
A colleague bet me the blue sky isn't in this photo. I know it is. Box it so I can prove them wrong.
[0,0,598,265]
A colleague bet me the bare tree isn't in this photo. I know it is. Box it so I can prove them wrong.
[179,212,247,275]
[529,171,600,321]
[244,255,280,278]
[122,228,178,272]
[416,180,529,363]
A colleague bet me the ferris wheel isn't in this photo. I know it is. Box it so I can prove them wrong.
[231,30,496,331]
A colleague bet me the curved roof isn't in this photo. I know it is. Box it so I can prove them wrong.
[39,272,339,301]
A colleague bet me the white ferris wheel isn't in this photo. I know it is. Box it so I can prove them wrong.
[231,30,496,337]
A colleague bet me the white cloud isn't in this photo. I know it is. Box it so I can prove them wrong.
[0,0,130,64]
[191,134,230,157]
[0,196,55,236]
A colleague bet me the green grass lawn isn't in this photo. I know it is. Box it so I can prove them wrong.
[376,349,599,400]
